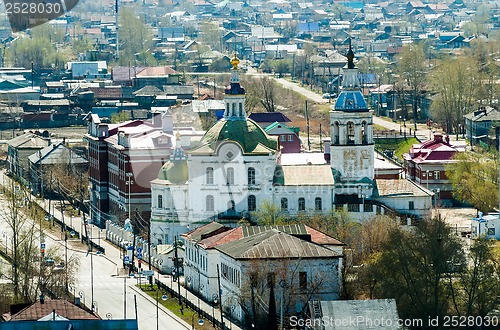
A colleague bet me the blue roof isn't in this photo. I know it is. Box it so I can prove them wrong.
[344,1,364,9]
[248,112,291,123]
[298,22,320,32]
[334,90,369,112]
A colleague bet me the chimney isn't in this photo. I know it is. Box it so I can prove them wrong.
[40,294,44,304]
[162,111,173,134]
[152,112,162,128]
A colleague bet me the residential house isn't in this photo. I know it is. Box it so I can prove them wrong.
[1,297,137,330]
[27,142,88,196]
[464,106,500,146]
[7,133,50,183]
[403,134,466,205]
[264,122,301,153]
[181,222,344,327]
[471,213,500,240]
[248,112,291,129]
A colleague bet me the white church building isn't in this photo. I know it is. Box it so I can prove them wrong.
[150,50,433,245]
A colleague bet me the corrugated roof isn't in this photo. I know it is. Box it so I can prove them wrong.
[28,143,88,165]
[216,229,341,260]
[320,299,399,330]
[7,133,49,148]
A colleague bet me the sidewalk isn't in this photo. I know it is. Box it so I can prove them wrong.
[3,169,242,330]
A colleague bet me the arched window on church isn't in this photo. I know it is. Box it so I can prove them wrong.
[361,121,367,144]
[232,103,236,116]
[333,121,340,145]
[226,103,229,117]
[239,103,243,116]
[347,122,355,144]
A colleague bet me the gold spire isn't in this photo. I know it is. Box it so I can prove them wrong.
[230,54,240,70]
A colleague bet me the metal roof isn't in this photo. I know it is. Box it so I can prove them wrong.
[216,229,341,260]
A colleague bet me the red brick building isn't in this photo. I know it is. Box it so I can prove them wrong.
[86,112,176,227]
[403,134,465,205]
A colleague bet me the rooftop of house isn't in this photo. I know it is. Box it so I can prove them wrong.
[464,106,500,122]
[403,134,462,163]
[7,133,50,149]
[28,142,88,165]
[215,229,341,260]
[248,112,291,123]
[9,299,99,321]
[375,178,433,198]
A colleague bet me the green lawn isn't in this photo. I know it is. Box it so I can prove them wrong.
[376,137,419,160]
[139,285,217,330]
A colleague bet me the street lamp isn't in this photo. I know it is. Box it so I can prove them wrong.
[399,116,402,135]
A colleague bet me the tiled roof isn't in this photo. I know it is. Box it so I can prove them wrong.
[10,299,99,321]
[216,229,341,259]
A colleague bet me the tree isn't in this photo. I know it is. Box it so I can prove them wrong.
[118,6,154,66]
[396,43,427,130]
[446,151,499,213]
[429,56,480,135]
[457,238,500,318]
[365,217,465,321]
[259,77,277,113]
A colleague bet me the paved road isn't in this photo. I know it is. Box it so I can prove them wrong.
[0,170,241,329]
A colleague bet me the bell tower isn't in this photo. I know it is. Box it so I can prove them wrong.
[330,40,374,199]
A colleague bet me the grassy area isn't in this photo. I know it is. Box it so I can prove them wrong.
[139,285,217,330]
[376,137,419,160]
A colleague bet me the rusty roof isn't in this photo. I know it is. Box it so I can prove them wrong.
[216,229,341,260]
[10,299,100,321]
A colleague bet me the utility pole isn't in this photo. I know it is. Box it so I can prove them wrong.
[217,264,224,328]
[174,236,182,308]
[306,101,311,150]
[115,0,119,60]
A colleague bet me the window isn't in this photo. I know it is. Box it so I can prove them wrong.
[348,203,360,212]
[315,197,322,211]
[288,135,293,141]
[248,167,256,185]
[409,201,415,210]
[434,171,440,180]
[206,195,214,211]
[239,103,243,116]
[298,198,306,211]
[157,195,163,208]
[248,195,256,211]
[376,206,382,215]
[335,204,344,212]
[281,198,288,211]
[488,228,495,236]
[299,272,307,289]
[226,167,234,185]
[206,167,214,184]
[280,135,286,142]
[364,204,373,212]
[347,121,355,144]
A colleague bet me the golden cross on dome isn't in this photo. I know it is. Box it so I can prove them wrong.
[230,54,240,70]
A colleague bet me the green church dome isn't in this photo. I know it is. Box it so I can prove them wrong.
[200,118,278,154]
[158,159,188,184]
[158,143,188,184]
